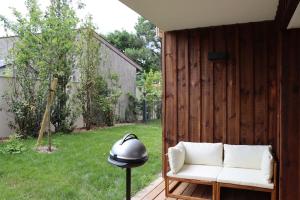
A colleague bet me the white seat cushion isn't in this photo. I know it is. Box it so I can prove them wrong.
[182,142,223,166]
[217,167,274,189]
[224,144,272,169]
[167,164,223,182]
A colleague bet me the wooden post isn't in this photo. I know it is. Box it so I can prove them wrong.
[143,92,147,123]
[36,78,58,147]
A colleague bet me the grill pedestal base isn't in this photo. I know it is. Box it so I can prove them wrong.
[126,168,131,200]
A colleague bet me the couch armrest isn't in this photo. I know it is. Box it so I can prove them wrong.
[168,144,186,173]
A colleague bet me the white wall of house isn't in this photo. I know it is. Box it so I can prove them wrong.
[0,34,139,137]
[0,77,14,137]
[98,41,137,121]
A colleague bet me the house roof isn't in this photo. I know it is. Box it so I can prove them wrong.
[119,0,280,31]
[0,32,142,71]
[92,32,142,71]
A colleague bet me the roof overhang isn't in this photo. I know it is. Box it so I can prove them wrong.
[119,0,279,31]
[288,2,300,29]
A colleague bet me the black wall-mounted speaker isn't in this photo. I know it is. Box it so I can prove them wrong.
[208,52,229,61]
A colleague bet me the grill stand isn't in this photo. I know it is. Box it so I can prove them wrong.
[126,168,131,200]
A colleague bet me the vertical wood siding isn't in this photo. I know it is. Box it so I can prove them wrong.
[163,21,280,154]
[162,21,300,200]
[281,29,300,200]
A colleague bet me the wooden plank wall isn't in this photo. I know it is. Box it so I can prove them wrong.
[162,21,300,200]
[163,21,280,155]
[280,29,300,200]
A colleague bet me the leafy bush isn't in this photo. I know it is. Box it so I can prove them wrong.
[125,93,139,122]
[3,80,47,138]
[0,134,26,154]
[137,70,162,120]
[91,75,121,127]
[77,17,121,128]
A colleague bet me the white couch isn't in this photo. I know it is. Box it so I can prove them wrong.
[165,142,277,200]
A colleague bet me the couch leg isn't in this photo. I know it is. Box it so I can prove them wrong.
[212,183,218,200]
[271,190,276,200]
[215,183,221,200]
[165,177,169,198]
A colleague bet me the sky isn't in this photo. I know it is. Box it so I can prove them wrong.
[0,0,140,37]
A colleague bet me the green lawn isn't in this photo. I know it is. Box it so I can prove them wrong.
[0,120,162,200]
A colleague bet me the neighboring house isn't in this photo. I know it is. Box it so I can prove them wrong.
[0,32,141,138]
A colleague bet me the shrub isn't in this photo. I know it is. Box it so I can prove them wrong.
[0,134,26,154]
[125,93,138,122]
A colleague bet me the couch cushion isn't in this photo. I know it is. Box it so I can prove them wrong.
[168,142,185,173]
[224,144,272,169]
[217,167,274,189]
[261,149,274,183]
[167,164,223,182]
[182,142,223,166]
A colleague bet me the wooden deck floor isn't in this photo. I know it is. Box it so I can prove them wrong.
[132,177,271,200]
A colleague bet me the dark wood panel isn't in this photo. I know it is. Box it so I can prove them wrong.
[188,30,201,142]
[267,24,280,156]
[239,24,254,145]
[177,31,189,142]
[201,29,214,142]
[213,27,227,143]
[164,32,177,148]
[226,26,240,144]
[253,22,268,145]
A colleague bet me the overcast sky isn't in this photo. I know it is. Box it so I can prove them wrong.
[0,0,140,37]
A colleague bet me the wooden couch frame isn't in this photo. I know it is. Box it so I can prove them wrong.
[164,154,218,200]
[216,160,277,200]
[164,154,277,200]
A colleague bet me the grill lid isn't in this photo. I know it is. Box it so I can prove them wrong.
[109,133,148,167]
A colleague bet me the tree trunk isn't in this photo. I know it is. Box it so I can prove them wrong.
[86,88,91,130]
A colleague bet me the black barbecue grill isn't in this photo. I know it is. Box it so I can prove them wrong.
[108,133,148,200]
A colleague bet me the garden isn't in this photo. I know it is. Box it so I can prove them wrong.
[0,0,163,199]
[0,120,162,200]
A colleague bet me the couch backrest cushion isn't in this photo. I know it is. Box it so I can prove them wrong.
[224,144,272,169]
[168,142,185,173]
[182,142,223,166]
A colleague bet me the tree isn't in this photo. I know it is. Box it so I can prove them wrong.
[106,17,161,72]
[77,15,100,130]
[0,0,79,136]
[45,0,79,133]
[134,17,161,71]
[135,17,161,53]
[137,69,162,119]
[106,30,143,52]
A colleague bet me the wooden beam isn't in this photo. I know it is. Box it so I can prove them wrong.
[275,0,300,29]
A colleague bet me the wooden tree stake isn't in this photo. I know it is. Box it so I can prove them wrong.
[36,78,58,147]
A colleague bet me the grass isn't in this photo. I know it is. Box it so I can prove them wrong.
[0,120,162,200]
